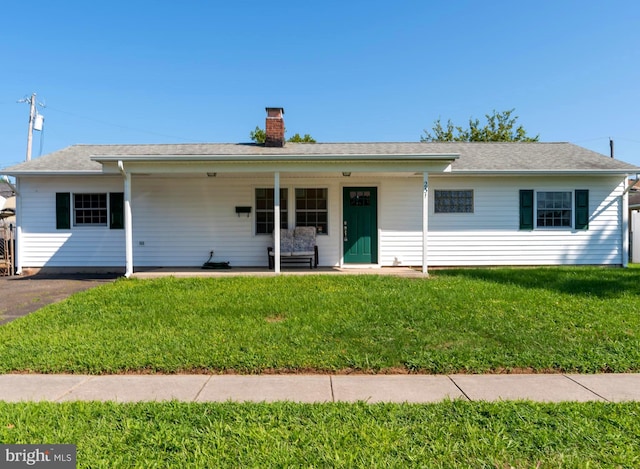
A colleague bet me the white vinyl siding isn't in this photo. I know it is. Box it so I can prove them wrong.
[16,173,627,270]
[131,177,341,267]
[379,175,625,267]
[18,177,125,267]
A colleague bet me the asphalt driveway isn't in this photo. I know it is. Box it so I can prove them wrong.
[0,274,119,325]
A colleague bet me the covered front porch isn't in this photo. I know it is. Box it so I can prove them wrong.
[94,156,457,278]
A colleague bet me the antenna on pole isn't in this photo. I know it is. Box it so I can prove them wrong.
[609,138,614,159]
[17,93,46,162]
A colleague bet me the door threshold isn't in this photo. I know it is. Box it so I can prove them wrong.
[340,264,381,269]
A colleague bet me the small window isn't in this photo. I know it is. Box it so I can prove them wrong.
[349,190,371,207]
[295,188,328,234]
[74,193,107,226]
[434,190,474,213]
[536,191,571,227]
[255,188,288,234]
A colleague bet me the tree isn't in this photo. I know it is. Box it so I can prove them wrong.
[249,126,267,144]
[420,109,539,142]
[287,133,316,143]
[249,127,316,144]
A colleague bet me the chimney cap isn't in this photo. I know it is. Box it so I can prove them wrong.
[265,107,284,117]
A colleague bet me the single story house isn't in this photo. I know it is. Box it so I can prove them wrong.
[2,108,639,276]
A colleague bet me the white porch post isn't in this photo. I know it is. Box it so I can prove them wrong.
[14,179,22,275]
[119,161,133,277]
[622,188,629,267]
[422,172,429,274]
[274,172,281,274]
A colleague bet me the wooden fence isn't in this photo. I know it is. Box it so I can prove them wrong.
[0,224,14,276]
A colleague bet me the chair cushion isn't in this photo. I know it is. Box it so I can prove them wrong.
[274,229,294,256]
[293,226,316,253]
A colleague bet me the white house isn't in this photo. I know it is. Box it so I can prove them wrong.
[2,108,639,276]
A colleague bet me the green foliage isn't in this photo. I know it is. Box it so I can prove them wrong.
[249,127,316,144]
[1,268,640,374]
[421,109,540,142]
[287,132,316,143]
[1,400,640,467]
[249,126,266,144]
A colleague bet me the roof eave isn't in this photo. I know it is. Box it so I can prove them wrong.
[2,170,104,176]
[449,169,639,176]
[90,153,461,163]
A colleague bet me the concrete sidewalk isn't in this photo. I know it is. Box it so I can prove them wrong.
[1,373,639,403]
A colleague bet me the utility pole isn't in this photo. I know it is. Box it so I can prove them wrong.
[18,93,44,162]
[26,93,36,161]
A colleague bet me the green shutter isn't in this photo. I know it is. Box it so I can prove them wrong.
[110,193,124,229]
[519,190,534,230]
[56,192,71,229]
[575,190,589,230]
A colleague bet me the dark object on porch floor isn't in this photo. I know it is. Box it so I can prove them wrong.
[202,252,231,270]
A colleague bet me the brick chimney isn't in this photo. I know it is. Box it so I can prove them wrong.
[265,107,285,147]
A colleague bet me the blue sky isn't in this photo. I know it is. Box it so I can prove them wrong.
[1,0,639,170]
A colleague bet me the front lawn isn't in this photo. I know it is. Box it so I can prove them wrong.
[0,267,639,374]
[1,400,639,468]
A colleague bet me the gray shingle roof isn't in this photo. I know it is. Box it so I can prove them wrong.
[3,141,639,174]
[0,182,14,198]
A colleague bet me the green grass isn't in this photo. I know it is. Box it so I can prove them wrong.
[1,400,639,468]
[1,267,639,374]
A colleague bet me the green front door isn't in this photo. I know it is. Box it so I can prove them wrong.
[343,187,378,264]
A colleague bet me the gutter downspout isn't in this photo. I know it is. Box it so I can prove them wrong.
[118,161,133,277]
[622,183,629,267]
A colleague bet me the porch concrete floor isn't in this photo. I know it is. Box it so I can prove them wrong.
[132,266,428,279]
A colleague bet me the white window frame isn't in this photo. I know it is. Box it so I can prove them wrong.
[73,193,108,227]
[535,190,573,229]
[255,187,289,235]
[294,187,329,235]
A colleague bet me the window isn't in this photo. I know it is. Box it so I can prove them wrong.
[536,191,571,227]
[74,193,107,226]
[255,188,288,234]
[519,190,589,230]
[349,190,371,206]
[56,192,124,229]
[434,190,474,213]
[295,188,328,234]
